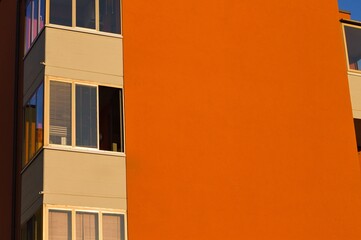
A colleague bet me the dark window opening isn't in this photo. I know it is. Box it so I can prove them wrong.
[99,87,123,152]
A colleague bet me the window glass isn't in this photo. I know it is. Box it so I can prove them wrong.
[99,87,122,152]
[76,212,98,240]
[21,208,42,240]
[39,0,45,30]
[344,26,361,71]
[36,83,44,152]
[50,0,72,26]
[24,94,36,166]
[77,0,95,29]
[32,0,38,41]
[25,0,32,52]
[99,0,120,34]
[49,210,72,240]
[23,84,44,167]
[76,85,97,148]
[102,214,125,240]
[50,81,72,146]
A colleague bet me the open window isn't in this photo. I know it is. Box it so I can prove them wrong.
[344,25,361,71]
[49,80,124,152]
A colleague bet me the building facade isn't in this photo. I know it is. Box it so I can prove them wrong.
[2,0,361,239]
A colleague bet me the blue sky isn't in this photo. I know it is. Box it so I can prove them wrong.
[338,0,361,21]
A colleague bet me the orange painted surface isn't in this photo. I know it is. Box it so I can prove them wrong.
[339,10,351,20]
[124,0,361,239]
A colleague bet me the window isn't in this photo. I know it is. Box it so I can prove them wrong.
[23,83,44,168]
[21,208,42,240]
[49,81,124,152]
[48,210,72,240]
[50,81,72,146]
[76,212,98,240]
[49,0,121,34]
[102,214,125,240]
[344,25,361,71]
[50,0,72,26]
[25,0,45,53]
[48,208,126,240]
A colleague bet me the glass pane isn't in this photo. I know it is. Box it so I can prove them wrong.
[76,212,98,240]
[50,81,72,146]
[39,0,45,30]
[99,0,120,34]
[25,0,32,52]
[35,208,43,240]
[76,0,95,29]
[76,85,97,148]
[99,87,122,152]
[344,26,361,71]
[48,210,72,240]
[32,0,38,42]
[50,0,72,26]
[36,83,43,152]
[103,214,125,240]
[28,94,37,161]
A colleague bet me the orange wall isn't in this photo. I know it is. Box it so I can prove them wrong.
[124,0,361,239]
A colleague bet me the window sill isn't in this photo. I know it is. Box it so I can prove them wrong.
[43,145,126,157]
[46,24,123,39]
[348,69,361,76]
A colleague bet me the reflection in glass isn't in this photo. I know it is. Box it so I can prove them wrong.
[39,0,45,30]
[76,85,97,148]
[25,0,32,52]
[36,83,43,151]
[32,0,38,41]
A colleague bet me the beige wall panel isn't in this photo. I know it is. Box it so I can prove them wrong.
[43,194,126,210]
[348,74,361,117]
[45,66,123,87]
[43,149,126,209]
[21,151,44,223]
[24,31,45,98]
[45,27,123,86]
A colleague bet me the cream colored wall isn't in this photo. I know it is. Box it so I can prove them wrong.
[348,73,361,119]
[43,149,126,210]
[44,27,123,87]
[24,31,45,99]
[21,151,44,224]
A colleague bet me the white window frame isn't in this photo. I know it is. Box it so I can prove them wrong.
[44,205,127,240]
[45,77,125,154]
[45,0,122,36]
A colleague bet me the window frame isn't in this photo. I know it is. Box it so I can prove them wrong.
[342,23,361,74]
[46,0,122,35]
[45,205,127,240]
[45,77,125,154]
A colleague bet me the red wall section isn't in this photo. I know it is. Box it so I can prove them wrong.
[0,0,16,239]
[124,0,361,239]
